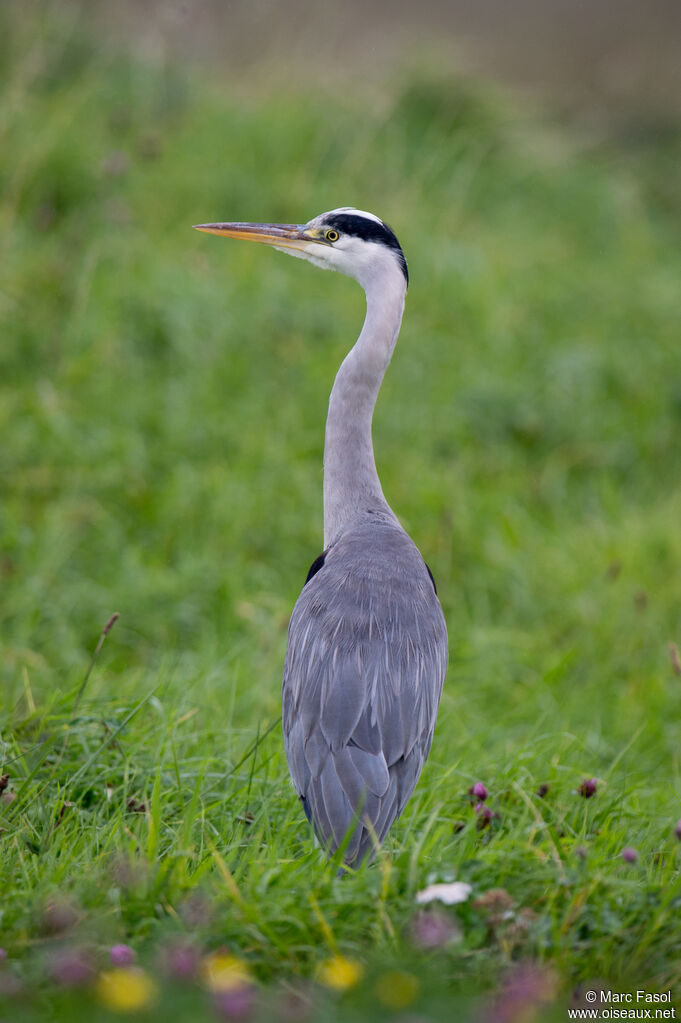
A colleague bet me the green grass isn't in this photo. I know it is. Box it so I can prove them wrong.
[2,5,681,1020]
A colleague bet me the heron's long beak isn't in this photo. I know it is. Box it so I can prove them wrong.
[193,221,314,252]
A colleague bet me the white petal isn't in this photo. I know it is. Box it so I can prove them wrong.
[415,882,473,906]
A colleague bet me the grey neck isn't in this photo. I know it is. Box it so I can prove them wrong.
[323,265,407,547]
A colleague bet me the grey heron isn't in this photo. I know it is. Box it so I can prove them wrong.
[195,208,448,865]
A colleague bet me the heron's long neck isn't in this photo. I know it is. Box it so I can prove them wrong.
[323,266,406,547]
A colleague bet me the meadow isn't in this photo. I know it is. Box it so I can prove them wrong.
[2,6,681,1021]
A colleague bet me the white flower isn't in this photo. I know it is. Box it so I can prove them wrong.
[415,882,473,906]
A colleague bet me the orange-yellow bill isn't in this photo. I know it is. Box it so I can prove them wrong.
[193,221,313,251]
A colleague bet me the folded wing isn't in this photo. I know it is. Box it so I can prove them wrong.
[282,521,448,864]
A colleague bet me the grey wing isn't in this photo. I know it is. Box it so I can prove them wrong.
[282,522,448,864]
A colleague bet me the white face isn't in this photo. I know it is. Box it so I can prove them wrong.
[275,208,408,290]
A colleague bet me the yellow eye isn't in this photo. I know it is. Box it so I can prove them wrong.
[325,229,339,243]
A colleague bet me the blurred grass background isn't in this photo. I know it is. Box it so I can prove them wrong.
[1,2,681,1020]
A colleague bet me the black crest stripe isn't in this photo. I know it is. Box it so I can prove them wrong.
[322,213,409,285]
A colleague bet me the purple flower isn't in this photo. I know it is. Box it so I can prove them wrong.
[213,984,256,1020]
[409,909,459,949]
[0,947,7,962]
[469,781,489,802]
[110,944,135,966]
[42,898,78,934]
[621,847,638,863]
[480,963,557,1023]
[158,939,200,981]
[475,803,496,828]
[47,948,94,988]
[276,983,315,1022]
[180,891,213,928]
[504,963,556,1002]
[578,778,597,799]
[575,845,588,859]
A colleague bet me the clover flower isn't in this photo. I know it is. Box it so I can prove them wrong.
[469,781,489,802]
[47,948,94,988]
[578,778,597,798]
[276,983,315,1022]
[110,944,135,967]
[375,970,419,1009]
[317,955,364,991]
[42,898,78,935]
[481,963,558,1023]
[213,984,256,1020]
[158,939,200,980]
[475,803,497,828]
[97,967,157,1012]
[202,952,252,993]
[415,882,472,905]
[409,908,459,949]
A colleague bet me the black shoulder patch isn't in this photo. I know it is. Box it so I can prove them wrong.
[305,551,327,584]
[322,213,409,285]
[425,562,437,595]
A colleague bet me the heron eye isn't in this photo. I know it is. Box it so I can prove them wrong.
[325,229,339,243]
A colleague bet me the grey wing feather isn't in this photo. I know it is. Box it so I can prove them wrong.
[282,520,448,863]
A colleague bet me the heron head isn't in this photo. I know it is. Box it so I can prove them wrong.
[193,207,408,290]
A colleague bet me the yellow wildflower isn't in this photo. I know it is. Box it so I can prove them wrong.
[201,952,252,992]
[317,955,364,991]
[97,967,157,1013]
[375,970,420,1009]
